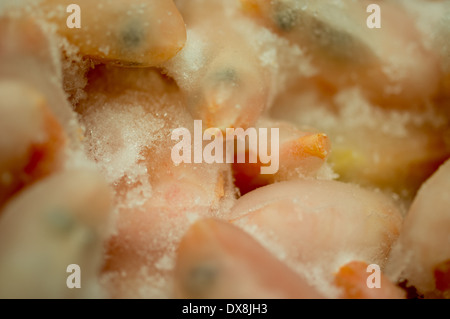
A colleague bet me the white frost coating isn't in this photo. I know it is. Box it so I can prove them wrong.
[83,103,163,183]
[273,87,446,138]
[244,20,317,104]
[395,0,449,52]
[0,0,33,13]
[81,100,164,208]
[155,254,175,271]
[163,29,208,88]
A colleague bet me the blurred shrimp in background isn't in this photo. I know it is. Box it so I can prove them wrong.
[0,0,449,299]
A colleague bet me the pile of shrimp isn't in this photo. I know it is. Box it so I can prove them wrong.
[0,0,449,299]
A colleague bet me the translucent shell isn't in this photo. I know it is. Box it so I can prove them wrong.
[0,81,66,207]
[241,0,441,108]
[174,218,324,298]
[386,159,450,298]
[41,0,187,66]
[229,180,403,296]
[0,170,111,298]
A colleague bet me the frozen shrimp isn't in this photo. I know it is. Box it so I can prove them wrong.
[232,118,331,195]
[229,180,403,297]
[164,0,271,129]
[0,81,66,207]
[39,0,186,66]
[0,16,82,142]
[386,159,450,298]
[334,261,405,299]
[0,170,112,298]
[174,218,324,298]
[76,65,235,297]
[241,0,441,109]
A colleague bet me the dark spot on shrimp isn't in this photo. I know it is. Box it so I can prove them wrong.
[45,209,76,234]
[272,1,373,64]
[306,16,365,64]
[213,68,238,83]
[184,262,219,297]
[273,1,299,32]
[120,21,145,50]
